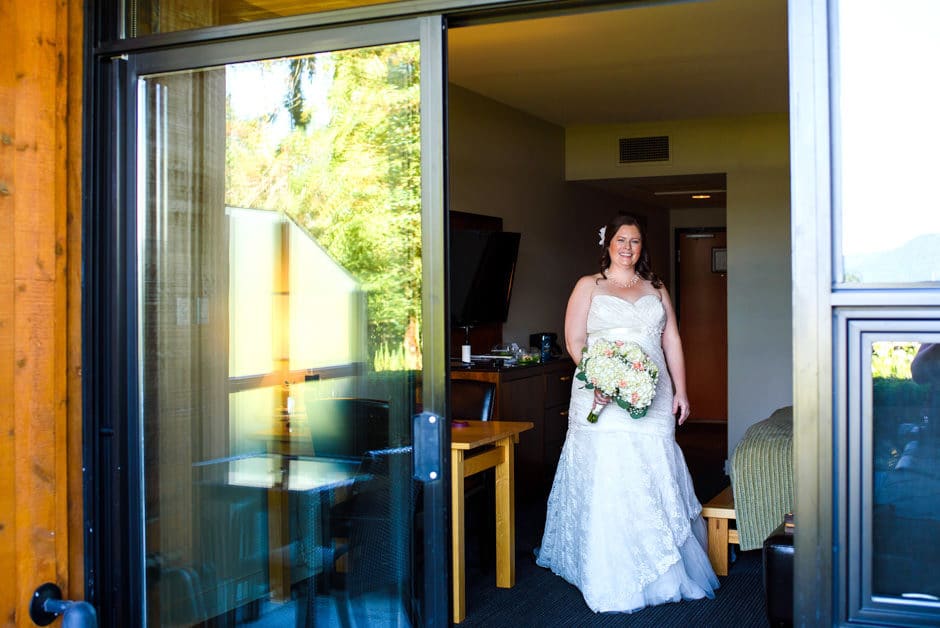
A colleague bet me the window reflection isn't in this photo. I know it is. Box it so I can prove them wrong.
[871,341,940,600]
[139,41,423,625]
[836,1,940,284]
[125,0,399,37]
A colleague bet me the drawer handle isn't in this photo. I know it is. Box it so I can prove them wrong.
[559,410,568,417]
[559,375,572,383]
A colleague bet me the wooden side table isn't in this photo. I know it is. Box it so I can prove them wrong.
[450,420,533,624]
[701,485,739,576]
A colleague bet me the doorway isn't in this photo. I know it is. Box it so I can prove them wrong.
[446,1,786,622]
[676,227,728,422]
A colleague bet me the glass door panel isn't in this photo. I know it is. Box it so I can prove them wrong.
[834,0,940,285]
[123,0,402,38]
[870,340,940,602]
[135,27,442,626]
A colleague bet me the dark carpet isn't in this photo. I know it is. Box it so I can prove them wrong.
[460,421,769,627]
[461,549,769,628]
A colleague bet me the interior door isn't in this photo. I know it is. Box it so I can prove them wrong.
[110,17,447,627]
[677,229,728,422]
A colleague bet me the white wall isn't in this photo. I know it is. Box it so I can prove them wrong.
[725,169,792,450]
[566,115,792,452]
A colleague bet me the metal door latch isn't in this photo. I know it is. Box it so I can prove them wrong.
[413,411,443,482]
[30,583,98,627]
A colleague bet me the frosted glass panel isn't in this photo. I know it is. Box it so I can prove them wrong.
[836,1,940,284]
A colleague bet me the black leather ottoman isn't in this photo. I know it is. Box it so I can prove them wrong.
[762,522,794,627]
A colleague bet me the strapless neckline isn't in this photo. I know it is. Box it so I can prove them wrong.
[594,293,662,308]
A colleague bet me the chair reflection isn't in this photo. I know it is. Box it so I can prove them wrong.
[305,397,390,459]
[297,446,419,627]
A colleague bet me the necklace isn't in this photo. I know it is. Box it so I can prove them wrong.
[607,272,641,289]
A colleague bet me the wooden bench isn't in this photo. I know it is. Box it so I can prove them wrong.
[701,485,738,576]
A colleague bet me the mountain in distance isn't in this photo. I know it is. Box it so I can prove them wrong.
[844,233,940,283]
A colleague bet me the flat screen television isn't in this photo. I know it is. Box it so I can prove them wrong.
[449,229,521,327]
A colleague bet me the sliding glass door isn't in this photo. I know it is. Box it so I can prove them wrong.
[101,17,447,626]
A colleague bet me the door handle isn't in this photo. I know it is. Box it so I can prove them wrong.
[30,583,98,627]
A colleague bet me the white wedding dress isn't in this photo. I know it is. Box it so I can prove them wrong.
[536,293,719,613]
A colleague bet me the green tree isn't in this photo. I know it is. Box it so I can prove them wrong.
[226,43,423,370]
[871,342,920,380]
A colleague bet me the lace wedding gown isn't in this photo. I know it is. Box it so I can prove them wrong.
[536,293,719,613]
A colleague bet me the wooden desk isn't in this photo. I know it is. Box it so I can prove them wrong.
[450,420,533,624]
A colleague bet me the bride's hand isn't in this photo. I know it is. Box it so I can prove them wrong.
[673,393,691,425]
[593,389,611,406]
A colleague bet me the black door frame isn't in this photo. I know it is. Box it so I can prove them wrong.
[82,10,450,626]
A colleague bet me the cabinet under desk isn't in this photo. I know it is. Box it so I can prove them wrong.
[450,359,574,505]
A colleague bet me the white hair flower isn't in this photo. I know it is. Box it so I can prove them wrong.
[598,226,606,246]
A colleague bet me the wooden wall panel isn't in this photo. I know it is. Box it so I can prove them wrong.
[66,0,85,597]
[0,0,83,625]
[0,2,18,623]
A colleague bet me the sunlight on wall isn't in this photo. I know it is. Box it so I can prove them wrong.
[227,207,364,454]
[229,208,278,376]
[288,219,362,370]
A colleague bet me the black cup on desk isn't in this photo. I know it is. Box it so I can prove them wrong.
[530,332,560,363]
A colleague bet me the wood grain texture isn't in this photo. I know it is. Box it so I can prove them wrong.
[0,0,83,623]
[450,449,466,623]
[0,1,18,623]
[493,436,515,589]
[702,485,738,576]
[678,231,728,421]
[66,0,84,596]
[449,427,525,623]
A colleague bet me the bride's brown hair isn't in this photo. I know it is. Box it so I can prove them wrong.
[599,214,663,288]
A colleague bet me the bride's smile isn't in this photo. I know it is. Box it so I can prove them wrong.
[608,224,642,270]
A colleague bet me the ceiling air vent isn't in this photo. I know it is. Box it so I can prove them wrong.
[619,135,669,163]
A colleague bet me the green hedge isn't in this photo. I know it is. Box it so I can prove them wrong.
[873,377,930,424]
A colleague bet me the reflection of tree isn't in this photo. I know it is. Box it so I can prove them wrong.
[872,342,921,380]
[285,57,316,130]
[226,44,422,369]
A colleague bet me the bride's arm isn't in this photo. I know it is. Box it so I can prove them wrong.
[659,286,691,424]
[564,275,596,360]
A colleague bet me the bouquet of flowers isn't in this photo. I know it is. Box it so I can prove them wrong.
[575,339,660,422]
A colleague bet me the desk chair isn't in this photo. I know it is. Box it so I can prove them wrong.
[449,379,496,421]
[449,379,497,569]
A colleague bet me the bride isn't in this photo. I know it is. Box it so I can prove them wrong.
[535,214,719,613]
